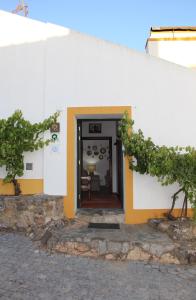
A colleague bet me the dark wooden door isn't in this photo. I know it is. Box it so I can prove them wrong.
[77,120,82,207]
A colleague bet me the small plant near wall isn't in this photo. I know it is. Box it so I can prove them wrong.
[0,110,60,195]
[118,112,196,221]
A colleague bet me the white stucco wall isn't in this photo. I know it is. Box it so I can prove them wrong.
[146,30,196,68]
[43,30,196,209]
[0,31,45,180]
[0,11,196,210]
[147,40,196,68]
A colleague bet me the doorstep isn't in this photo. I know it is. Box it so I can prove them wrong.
[76,208,125,224]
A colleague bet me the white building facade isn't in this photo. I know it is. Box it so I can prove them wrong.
[0,11,195,223]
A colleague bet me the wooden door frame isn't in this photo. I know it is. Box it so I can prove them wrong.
[77,120,82,207]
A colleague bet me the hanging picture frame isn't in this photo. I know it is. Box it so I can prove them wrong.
[89,123,102,133]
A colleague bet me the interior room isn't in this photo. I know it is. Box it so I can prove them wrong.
[77,119,124,209]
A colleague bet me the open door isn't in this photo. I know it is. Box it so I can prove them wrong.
[77,120,82,207]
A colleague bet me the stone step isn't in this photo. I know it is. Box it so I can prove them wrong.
[40,221,186,264]
[76,209,125,224]
[30,219,196,265]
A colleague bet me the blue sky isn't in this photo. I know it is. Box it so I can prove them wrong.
[0,0,196,51]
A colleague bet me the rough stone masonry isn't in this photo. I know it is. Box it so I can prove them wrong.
[0,195,196,265]
[0,194,64,230]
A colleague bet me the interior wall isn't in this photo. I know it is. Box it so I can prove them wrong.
[83,139,109,186]
[82,121,117,192]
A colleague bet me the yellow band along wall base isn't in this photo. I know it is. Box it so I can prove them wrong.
[127,208,193,224]
[0,179,43,195]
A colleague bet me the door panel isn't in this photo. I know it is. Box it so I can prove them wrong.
[77,120,82,207]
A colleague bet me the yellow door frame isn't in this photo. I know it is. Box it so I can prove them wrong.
[65,106,133,223]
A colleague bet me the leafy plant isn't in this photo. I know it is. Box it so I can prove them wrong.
[0,110,59,195]
[119,112,196,220]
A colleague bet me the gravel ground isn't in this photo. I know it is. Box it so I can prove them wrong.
[0,233,196,300]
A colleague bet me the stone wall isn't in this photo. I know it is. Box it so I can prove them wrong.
[0,195,64,230]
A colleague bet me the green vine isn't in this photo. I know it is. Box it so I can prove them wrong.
[119,112,196,220]
[0,110,60,195]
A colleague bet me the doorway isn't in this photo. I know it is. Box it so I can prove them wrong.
[77,119,124,209]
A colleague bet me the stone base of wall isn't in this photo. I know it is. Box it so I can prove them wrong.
[0,194,64,230]
[1,197,196,265]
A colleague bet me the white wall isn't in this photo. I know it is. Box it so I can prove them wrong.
[0,11,69,182]
[146,29,196,68]
[43,30,196,208]
[147,40,196,68]
[43,110,67,195]
[0,38,45,180]
[1,11,196,210]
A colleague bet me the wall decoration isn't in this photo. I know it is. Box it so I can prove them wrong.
[50,122,60,133]
[92,145,98,151]
[94,151,99,156]
[99,154,103,160]
[100,147,106,154]
[87,150,92,156]
[89,123,102,133]
[51,133,58,141]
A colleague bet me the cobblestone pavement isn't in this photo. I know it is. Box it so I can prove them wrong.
[0,233,196,300]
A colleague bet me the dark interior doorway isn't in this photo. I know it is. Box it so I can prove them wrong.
[77,119,124,209]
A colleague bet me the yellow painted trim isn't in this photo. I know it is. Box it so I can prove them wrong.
[127,208,193,224]
[0,179,43,195]
[66,106,132,220]
[148,37,196,42]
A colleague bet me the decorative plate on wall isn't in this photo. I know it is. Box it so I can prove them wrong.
[87,150,92,156]
[92,145,97,151]
[99,154,103,160]
[94,151,99,156]
[100,147,106,154]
